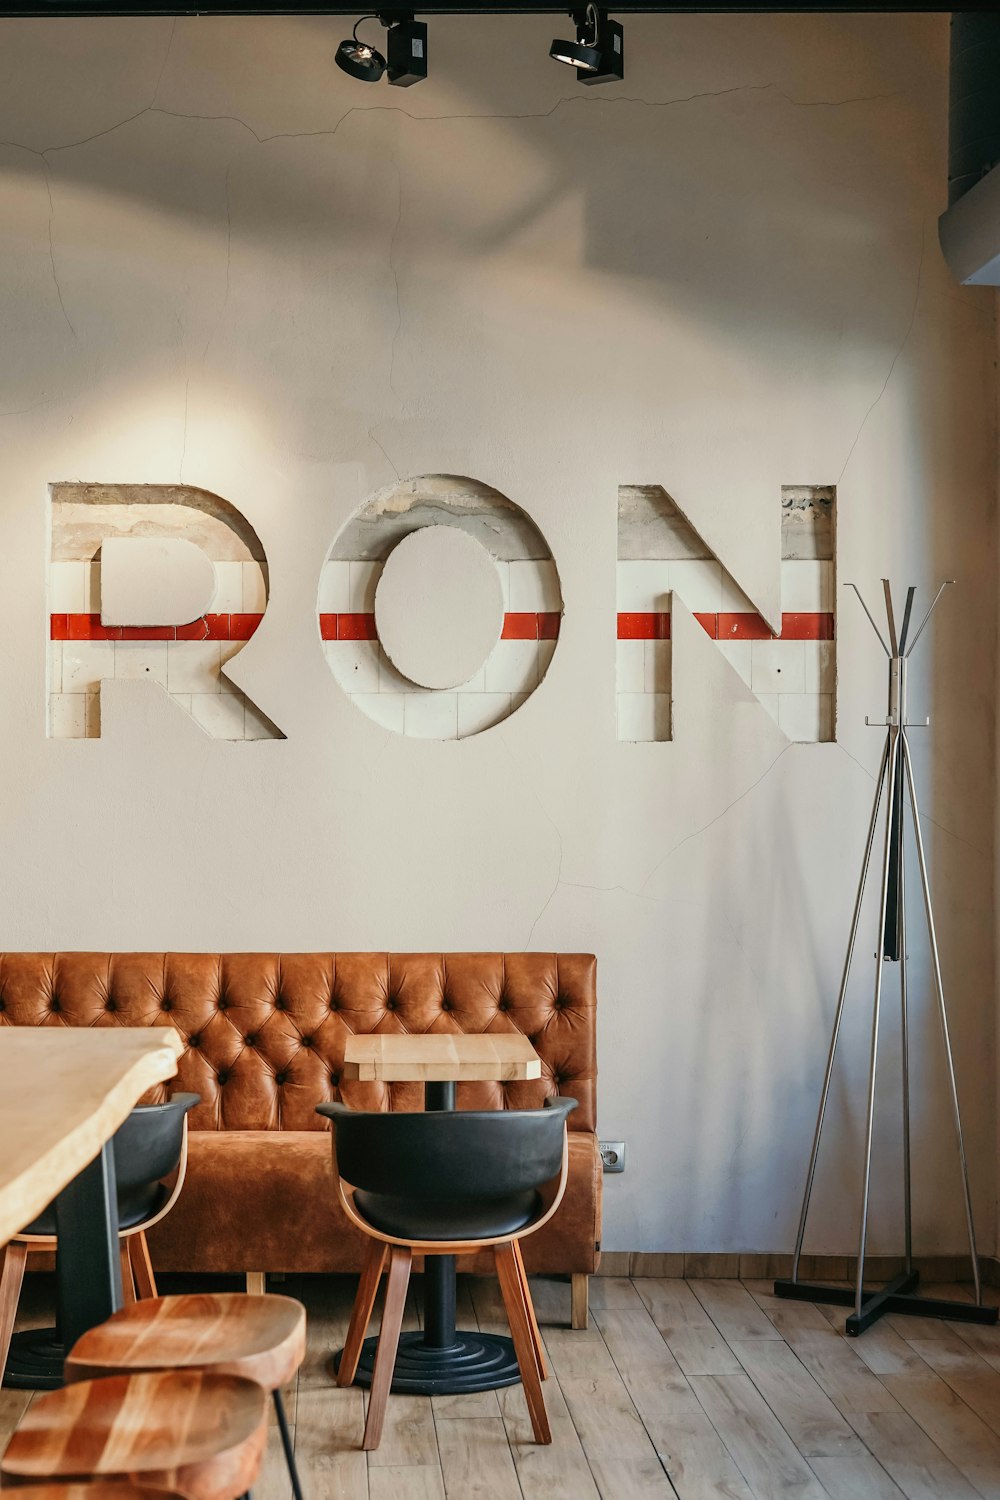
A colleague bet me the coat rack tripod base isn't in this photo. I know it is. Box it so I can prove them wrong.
[773,1269,995,1338]
[774,580,998,1338]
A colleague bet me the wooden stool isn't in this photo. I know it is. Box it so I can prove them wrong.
[2,1487,192,1499]
[65,1295,306,1500]
[0,1369,267,1500]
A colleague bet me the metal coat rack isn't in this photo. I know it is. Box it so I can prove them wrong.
[774,580,998,1336]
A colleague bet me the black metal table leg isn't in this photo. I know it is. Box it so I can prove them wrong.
[55,1141,123,1353]
[341,1077,521,1396]
[5,1141,123,1391]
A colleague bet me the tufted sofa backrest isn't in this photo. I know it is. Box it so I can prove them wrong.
[0,953,597,1133]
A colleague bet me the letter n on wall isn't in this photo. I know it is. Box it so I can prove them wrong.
[616,485,835,744]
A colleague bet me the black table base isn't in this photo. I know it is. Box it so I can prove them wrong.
[3,1328,64,1391]
[337,1328,521,1395]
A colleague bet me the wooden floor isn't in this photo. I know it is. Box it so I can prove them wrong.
[7,1273,1000,1498]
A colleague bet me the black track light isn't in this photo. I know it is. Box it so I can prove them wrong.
[335,15,386,82]
[550,5,624,85]
[387,16,428,86]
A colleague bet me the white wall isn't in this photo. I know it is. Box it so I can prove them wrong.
[0,11,995,1253]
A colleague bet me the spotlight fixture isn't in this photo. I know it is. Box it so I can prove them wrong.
[387,15,428,87]
[550,5,624,86]
[335,15,386,83]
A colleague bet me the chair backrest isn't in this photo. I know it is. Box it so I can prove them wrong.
[317,1096,577,1199]
[113,1093,200,1226]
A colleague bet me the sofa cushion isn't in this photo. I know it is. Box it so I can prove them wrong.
[147,1130,602,1275]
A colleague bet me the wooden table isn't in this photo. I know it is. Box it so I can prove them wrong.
[339,1030,542,1396]
[0,1028,183,1361]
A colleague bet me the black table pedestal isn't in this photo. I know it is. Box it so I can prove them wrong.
[334,1078,521,1397]
[3,1141,122,1392]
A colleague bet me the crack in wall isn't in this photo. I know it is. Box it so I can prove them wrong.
[150,18,177,112]
[42,166,77,342]
[0,81,901,163]
[388,160,404,403]
[367,426,400,479]
[640,742,793,892]
[837,219,926,485]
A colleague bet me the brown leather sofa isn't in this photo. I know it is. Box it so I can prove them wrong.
[0,952,601,1326]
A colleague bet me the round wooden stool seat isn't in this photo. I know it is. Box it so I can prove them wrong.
[1,1369,267,1500]
[5,1486,192,1499]
[65,1293,306,1393]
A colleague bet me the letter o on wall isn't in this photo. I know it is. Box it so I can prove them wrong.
[318,475,562,739]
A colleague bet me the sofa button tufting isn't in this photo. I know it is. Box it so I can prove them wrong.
[161,999,172,1013]
[189,1034,200,1048]
[105,999,116,1012]
[217,1070,229,1085]
[245,1033,257,1047]
[50,998,61,1013]
[301,1036,314,1048]
[441,1000,451,1012]
[330,1072,339,1086]
[386,999,396,1012]
[275,1071,288,1085]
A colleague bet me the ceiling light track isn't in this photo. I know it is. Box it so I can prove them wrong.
[0,2,955,14]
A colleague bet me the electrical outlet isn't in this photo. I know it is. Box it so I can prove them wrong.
[600,1140,626,1173]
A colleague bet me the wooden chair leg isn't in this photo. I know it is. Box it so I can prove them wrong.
[512,1240,547,1380]
[246,1272,266,1295]
[119,1242,136,1307]
[495,1243,551,1444]
[129,1232,157,1301]
[338,1239,387,1388]
[0,1241,28,1381]
[362,1245,411,1452]
[571,1273,589,1330]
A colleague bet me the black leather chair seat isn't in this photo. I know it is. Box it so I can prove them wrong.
[23,1182,170,1238]
[353,1188,542,1241]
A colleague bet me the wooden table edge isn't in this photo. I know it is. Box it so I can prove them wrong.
[0,1030,184,1244]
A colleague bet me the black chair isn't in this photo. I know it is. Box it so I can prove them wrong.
[317,1094,576,1450]
[0,1092,200,1390]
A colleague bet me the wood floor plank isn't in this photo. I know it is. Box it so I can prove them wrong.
[762,1313,901,1415]
[808,1454,906,1499]
[847,1410,982,1500]
[689,1280,783,1343]
[544,1316,675,1497]
[950,1320,1000,1372]
[689,1373,828,1499]
[503,1412,601,1500]
[365,1393,438,1468]
[881,1370,1000,1498]
[815,1307,927,1378]
[588,1275,646,1310]
[556,1372,677,1498]
[294,1384,370,1500]
[633,1278,743,1377]
[729,1337,863,1457]
[594,1307,754,1499]
[435,1416,522,1500]
[368,1467,446,1500]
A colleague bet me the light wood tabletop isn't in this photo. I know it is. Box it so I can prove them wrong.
[0,1028,184,1246]
[342,1032,542,1083]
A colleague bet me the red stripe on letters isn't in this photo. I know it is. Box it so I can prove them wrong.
[617,613,671,640]
[502,613,538,640]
